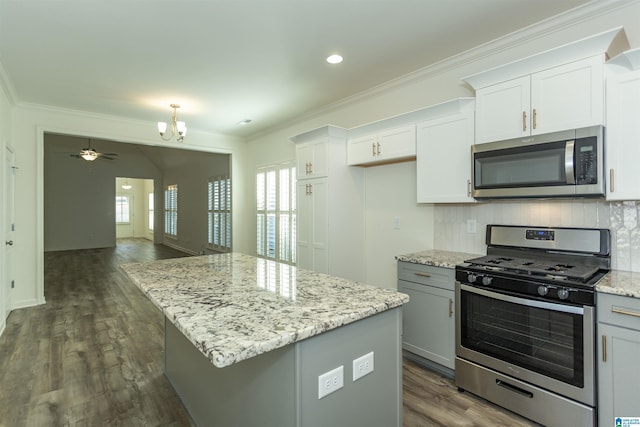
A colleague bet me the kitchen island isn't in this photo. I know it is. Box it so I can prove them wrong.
[122,253,409,427]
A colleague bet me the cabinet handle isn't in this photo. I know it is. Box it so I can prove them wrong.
[609,169,615,193]
[467,179,471,197]
[602,335,607,362]
[308,184,312,195]
[449,298,453,318]
[612,307,640,318]
[377,142,381,156]
[522,111,527,131]
[372,143,376,156]
[414,272,431,278]
[308,162,313,174]
[533,108,537,129]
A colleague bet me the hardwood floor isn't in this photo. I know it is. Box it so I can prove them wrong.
[0,239,539,426]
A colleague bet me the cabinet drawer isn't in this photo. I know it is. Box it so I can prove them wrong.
[598,293,640,331]
[398,262,454,291]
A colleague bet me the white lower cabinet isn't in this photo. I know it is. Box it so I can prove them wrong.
[398,262,455,370]
[597,293,640,426]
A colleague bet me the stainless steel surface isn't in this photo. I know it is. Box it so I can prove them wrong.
[471,125,604,199]
[455,282,596,406]
[459,284,584,315]
[455,358,595,427]
[565,140,575,184]
[485,225,609,256]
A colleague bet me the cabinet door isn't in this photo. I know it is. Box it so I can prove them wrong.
[295,179,328,273]
[531,56,604,135]
[398,280,455,369]
[347,133,377,166]
[296,138,328,179]
[416,111,474,203]
[598,323,640,426]
[376,124,416,161]
[475,75,530,143]
[606,67,640,200]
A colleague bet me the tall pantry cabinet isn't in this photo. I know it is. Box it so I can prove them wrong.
[291,126,366,283]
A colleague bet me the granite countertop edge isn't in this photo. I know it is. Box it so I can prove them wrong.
[122,253,409,368]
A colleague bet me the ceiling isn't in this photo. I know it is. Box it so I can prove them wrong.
[0,0,593,139]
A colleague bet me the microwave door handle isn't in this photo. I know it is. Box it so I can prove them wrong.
[565,140,575,184]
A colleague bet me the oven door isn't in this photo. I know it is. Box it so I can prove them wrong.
[455,282,595,405]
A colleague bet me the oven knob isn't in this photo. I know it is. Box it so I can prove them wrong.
[558,288,570,300]
[482,276,493,286]
[467,274,477,283]
[537,285,549,296]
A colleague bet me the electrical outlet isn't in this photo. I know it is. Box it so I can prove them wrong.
[352,351,374,381]
[318,365,344,399]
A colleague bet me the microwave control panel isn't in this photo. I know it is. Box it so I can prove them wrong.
[575,136,597,185]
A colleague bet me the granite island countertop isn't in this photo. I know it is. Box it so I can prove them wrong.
[395,249,483,269]
[122,253,409,368]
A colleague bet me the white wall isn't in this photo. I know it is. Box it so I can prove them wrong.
[0,73,12,332]
[245,1,640,289]
[10,104,246,311]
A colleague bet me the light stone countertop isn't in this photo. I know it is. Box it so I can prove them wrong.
[596,270,640,299]
[395,249,483,269]
[121,253,409,368]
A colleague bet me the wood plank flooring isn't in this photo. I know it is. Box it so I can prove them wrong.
[0,239,539,426]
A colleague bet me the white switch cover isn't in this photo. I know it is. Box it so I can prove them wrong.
[352,351,374,381]
[466,219,477,234]
[318,365,344,399]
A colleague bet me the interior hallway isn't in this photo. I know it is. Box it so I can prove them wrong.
[0,239,536,426]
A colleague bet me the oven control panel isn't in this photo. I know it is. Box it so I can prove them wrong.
[526,229,555,241]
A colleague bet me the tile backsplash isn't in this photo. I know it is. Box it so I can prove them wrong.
[433,200,640,272]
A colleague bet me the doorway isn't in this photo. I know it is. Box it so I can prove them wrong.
[115,177,154,241]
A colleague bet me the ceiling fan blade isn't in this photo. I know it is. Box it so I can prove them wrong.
[100,155,116,160]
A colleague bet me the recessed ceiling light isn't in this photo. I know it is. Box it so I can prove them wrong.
[326,54,343,64]
[238,119,252,125]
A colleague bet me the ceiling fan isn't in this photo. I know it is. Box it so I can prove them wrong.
[70,139,118,161]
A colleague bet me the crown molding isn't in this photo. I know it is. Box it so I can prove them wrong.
[248,0,638,141]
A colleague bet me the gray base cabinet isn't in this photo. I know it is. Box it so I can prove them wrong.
[398,261,455,370]
[165,308,403,427]
[597,293,640,427]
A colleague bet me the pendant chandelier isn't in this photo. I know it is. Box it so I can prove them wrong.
[158,103,187,143]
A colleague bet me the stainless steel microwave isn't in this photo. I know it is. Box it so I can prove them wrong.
[472,126,604,199]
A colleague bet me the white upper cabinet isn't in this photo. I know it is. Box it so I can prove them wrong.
[474,56,604,143]
[348,124,416,166]
[605,48,640,201]
[296,136,328,179]
[416,98,475,203]
[464,28,628,144]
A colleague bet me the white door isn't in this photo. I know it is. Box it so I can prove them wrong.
[3,146,16,321]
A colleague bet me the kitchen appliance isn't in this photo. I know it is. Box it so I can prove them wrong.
[472,125,604,199]
[455,225,610,427]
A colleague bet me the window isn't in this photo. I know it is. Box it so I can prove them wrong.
[256,163,296,264]
[164,184,178,237]
[115,195,130,224]
[208,176,231,251]
[148,192,154,231]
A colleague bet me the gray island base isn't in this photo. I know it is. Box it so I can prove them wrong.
[122,253,408,427]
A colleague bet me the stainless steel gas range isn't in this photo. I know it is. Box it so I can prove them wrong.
[455,225,610,427]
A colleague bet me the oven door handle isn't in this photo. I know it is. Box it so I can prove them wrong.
[459,283,584,315]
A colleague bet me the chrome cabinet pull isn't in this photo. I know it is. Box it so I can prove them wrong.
[533,108,537,129]
[522,111,527,131]
[467,179,471,197]
[372,143,376,156]
[612,307,640,318]
[449,298,453,317]
[308,184,312,195]
[308,162,312,174]
[610,169,615,193]
[602,335,607,362]
[414,272,431,278]
[376,142,381,156]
